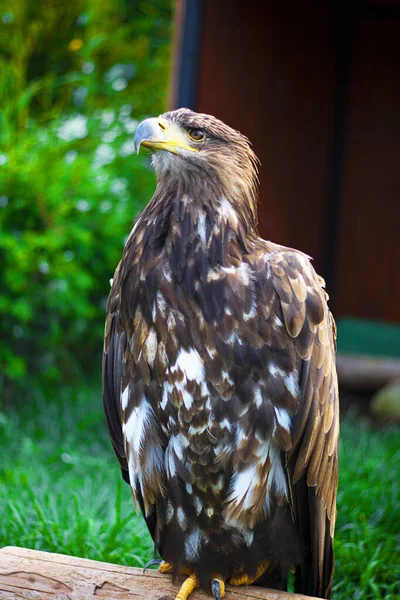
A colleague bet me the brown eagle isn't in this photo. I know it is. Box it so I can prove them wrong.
[103,109,339,600]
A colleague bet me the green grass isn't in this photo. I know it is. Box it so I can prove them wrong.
[0,390,153,566]
[1,391,399,599]
[334,411,399,599]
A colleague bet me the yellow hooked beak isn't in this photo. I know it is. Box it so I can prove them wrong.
[133,117,198,155]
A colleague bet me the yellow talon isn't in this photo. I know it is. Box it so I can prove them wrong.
[175,573,199,600]
[158,562,192,576]
[229,560,269,586]
[158,560,174,573]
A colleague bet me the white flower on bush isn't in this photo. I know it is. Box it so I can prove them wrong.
[101,132,114,143]
[110,178,127,195]
[124,118,138,134]
[100,200,112,213]
[112,78,127,91]
[61,452,73,464]
[105,63,136,83]
[39,261,50,274]
[119,105,132,123]
[0,154,8,165]
[82,62,94,74]
[101,128,120,143]
[57,115,88,142]
[99,109,115,128]
[77,200,90,212]
[93,144,116,168]
[95,173,109,186]
[119,139,136,156]
[65,151,78,164]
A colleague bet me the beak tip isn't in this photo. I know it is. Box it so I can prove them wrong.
[134,119,156,156]
[133,135,141,155]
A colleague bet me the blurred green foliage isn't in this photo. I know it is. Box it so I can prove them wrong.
[0,0,173,398]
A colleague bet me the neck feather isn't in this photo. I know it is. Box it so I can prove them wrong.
[120,172,258,324]
[124,170,258,296]
[152,167,256,229]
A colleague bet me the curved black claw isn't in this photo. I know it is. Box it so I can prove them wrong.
[211,580,222,600]
[143,558,162,574]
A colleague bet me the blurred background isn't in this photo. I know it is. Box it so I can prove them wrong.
[0,1,399,599]
[0,0,172,396]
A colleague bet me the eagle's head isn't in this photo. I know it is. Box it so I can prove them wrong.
[134,108,259,227]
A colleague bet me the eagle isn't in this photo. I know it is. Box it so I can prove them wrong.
[103,108,339,600]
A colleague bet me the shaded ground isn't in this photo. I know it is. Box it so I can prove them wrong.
[1,389,399,599]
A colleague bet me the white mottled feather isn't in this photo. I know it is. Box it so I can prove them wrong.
[121,385,130,410]
[123,398,153,454]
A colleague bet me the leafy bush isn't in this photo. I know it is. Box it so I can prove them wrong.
[0,0,173,398]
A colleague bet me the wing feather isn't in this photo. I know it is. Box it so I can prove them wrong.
[269,249,339,599]
[102,300,128,471]
[102,288,158,543]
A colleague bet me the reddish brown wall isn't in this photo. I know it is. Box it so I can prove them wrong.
[195,2,338,274]
[172,2,400,322]
[335,15,400,321]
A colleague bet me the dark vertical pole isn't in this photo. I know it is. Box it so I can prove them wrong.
[173,0,203,109]
[323,10,355,303]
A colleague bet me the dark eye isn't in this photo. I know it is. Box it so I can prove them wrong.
[188,128,205,141]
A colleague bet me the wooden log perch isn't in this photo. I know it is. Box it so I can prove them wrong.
[0,546,325,600]
[336,353,400,391]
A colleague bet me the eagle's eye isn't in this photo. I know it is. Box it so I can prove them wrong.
[188,128,205,142]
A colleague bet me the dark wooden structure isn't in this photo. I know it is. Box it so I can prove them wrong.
[170,1,400,325]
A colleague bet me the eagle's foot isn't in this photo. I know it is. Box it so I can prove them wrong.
[158,561,192,576]
[211,578,225,600]
[175,573,199,600]
[158,561,174,574]
[229,559,269,586]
